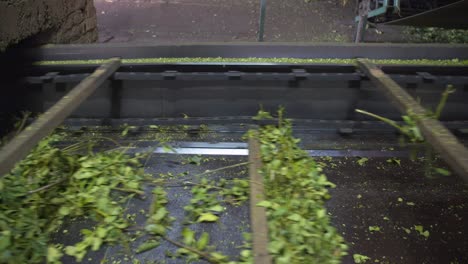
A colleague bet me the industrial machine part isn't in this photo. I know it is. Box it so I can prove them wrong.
[355,0,468,42]
[1,43,468,263]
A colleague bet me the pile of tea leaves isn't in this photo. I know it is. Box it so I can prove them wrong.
[0,135,147,263]
[249,108,348,264]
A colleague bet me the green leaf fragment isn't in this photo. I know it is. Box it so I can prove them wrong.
[434,167,451,176]
[256,200,272,208]
[145,224,166,236]
[210,252,228,261]
[47,246,63,263]
[414,225,430,238]
[152,207,169,222]
[196,232,210,250]
[287,214,303,222]
[197,213,219,222]
[182,228,195,245]
[208,205,225,212]
[368,226,381,232]
[268,240,285,254]
[353,254,371,263]
[136,240,160,253]
[357,157,369,166]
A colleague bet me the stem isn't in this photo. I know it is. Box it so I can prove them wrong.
[182,181,225,190]
[28,178,67,194]
[193,162,250,179]
[163,236,221,264]
[15,112,31,135]
[112,187,145,195]
[62,142,88,153]
[424,143,434,178]
[434,85,455,119]
[355,109,405,131]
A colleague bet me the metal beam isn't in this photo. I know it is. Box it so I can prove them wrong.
[7,43,468,61]
[248,136,272,264]
[0,58,121,177]
[258,0,267,42]
[357,59,468,181]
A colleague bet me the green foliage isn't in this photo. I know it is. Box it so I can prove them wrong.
[136,240,161,254]
[406,27,468,44]
[252,107,274,121]
[184,178,224,223]
[356,85,456,141]
[183,155,203,166]
[250,108,348,264]
[183,177,249,223]
[353,254,371,263]
[414,225,430,238]
[145,187,175,237]
[386,158,401,166]
[0,135,147,263]
[356,85,456,177]
[357,157,369,166]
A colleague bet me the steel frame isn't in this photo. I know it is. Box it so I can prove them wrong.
[0,58,121,177]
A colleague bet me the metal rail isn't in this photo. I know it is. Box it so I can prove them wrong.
[357,59,468,181]
[0,58,120,177]
[248,136,272,264]
[4,43,468,61]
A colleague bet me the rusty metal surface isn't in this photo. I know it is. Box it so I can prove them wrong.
[357,59,468,182]
[0,58,121,177]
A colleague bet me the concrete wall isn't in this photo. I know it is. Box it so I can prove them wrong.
[0,0,98,51]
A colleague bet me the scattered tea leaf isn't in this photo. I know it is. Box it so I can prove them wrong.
[357,158,369,166]
[197,213,219,223]
[353,254,371,263]
[136,240,160,254]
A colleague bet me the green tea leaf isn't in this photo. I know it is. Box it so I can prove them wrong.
[357,157,368,166]
[210,252,228,261]
[197,213,219,223]
[434,167,451,176]
[47,246,63,263]
[287,214,302,222]
[208,205,224,213]
[152,207,169,222]
[196,232,210,250]
[136,240,160,254]
[353,254,370,263]
[145,224,166,236]
[256,200,272,208]
[182,228,195,245]
[414,225,430,238]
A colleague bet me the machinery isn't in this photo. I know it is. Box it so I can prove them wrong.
[1,43,468,263]
[355,0,468,41]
